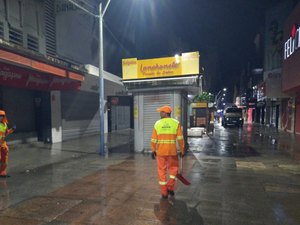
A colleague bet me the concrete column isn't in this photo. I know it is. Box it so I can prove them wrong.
[173,91,182,122]
[50,90,62,143]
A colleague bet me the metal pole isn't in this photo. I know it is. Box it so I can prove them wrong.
[99,3,105,155]
[214,90,221,105]
[98,0,112,156]
[199,75,203,95]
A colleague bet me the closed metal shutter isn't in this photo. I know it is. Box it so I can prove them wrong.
[143,92,173,150]
[111,105,130,131]
[2,86,35,132]
[61,90,99,140]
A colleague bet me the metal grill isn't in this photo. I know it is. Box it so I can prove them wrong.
[27,34,39,52]
[0,22,3,39]
[9,27,23,46]
[44,0,56,56]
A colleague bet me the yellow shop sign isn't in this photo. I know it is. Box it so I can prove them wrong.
[122,52,199,80]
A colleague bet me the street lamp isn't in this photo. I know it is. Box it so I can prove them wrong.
[214,88,227,103]
[99,0,112,155]
[214,88,227,109]
[67,0,111,155]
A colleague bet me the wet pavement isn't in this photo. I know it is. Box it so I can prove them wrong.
[0,125,300,224]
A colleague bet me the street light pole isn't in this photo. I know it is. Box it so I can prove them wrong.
[99,0,111,155]
[199,75,203,95]
[214,88,227,108]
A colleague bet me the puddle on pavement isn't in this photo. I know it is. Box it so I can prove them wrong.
[153,199,203,225]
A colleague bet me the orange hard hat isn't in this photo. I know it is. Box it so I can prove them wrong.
[156,105,172,113]
[0,110,5,116]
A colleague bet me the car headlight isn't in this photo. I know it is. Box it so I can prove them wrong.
[226,118,229,120]
[239,118,242,120]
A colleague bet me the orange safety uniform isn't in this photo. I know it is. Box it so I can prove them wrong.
[0,110,13,176]
[151,114,185,197]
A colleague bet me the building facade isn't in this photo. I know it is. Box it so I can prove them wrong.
[263,1,293,130]
[0,0,127,144]
[282,1,300,134]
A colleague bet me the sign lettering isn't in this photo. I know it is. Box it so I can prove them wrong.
[284,24,300,59]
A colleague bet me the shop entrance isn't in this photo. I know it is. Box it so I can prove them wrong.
[34,91,52,143]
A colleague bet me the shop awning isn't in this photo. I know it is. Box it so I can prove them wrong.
[0,43,85,91]
[122,75,201,94]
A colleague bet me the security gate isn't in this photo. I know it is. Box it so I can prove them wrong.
[108,96,133,132]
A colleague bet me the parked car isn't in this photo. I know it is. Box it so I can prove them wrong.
[222,107,243,127]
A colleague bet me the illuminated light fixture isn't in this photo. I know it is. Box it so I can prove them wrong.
[175,54,180,63]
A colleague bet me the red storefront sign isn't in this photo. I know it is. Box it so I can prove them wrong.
[0,62,81,90]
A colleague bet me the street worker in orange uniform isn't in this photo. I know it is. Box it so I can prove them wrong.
[151,105,185,199]
[0,110,15,178]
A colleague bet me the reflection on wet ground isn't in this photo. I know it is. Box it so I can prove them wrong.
[188,124,260,157]
[189,122,300,160]
[0,125,300,224]
[154,198,203,225]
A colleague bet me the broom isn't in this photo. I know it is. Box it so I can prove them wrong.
[176,156,191,185]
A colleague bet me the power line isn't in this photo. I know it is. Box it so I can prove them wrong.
[103,21,132,56]
[67,0,99,18]
[67,0,132,56]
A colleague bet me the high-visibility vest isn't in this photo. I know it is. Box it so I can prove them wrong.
[151,118,184,156]
[0,123,7,141]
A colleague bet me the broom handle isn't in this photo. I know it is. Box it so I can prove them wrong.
[180,156,183,174]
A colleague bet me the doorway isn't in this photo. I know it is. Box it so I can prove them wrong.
[34,91,52,143]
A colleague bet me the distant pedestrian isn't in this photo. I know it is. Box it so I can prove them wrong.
[151,105,185,199]
[0,110,15,178]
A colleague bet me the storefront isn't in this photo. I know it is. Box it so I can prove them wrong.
[256,82,266,124]
[122,52,200,152]
[264,69,287,129]
[0,43,85,143]
[282,1,300,134]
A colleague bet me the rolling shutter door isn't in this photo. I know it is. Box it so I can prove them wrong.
[61,90,99,140]
[111,105,131,131]
[143,92,173,150]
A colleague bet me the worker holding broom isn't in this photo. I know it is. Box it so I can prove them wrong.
[151,105,185,199]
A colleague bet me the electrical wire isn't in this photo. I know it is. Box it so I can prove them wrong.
[67,0,133,56]
[103,21,132,55]
[67,0,99,18]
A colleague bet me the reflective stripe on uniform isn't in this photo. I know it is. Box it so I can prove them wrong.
[177,135,184,140]
[169,175,177,179]
[159,181,167,185]
[157,140,176,144]
[151,138,157,143]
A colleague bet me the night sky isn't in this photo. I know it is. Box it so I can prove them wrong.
[103,0,288,97]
